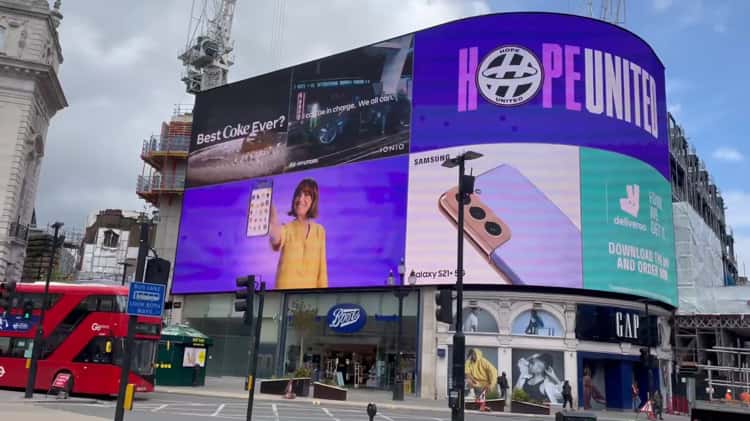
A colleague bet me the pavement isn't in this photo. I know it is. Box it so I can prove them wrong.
[0,379,690,421]
[152,376,689,421]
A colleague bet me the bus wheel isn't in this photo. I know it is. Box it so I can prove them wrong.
[54,371,74,398]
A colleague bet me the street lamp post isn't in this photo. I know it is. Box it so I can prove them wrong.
[442,151,482,421]
[25,221,63,399]
[389,259,416,401]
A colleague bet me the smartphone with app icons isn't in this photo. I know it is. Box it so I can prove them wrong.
[439,164,582,287]
[246,179,273,237]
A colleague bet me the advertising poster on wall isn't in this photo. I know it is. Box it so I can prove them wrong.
[410,13,669,178]
[187,70,293,187]
[447,346,498,396]
[287,34,413,171]
[512,349,565,405]
[511,310,564,337]
[580,148,676,304]
[173,12,676,306]
[183,347,207,368]
[174,156,408,294]
[406,143,582,288]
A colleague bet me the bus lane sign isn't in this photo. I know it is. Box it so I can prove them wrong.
[127,282,165,318]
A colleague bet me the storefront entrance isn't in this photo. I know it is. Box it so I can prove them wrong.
[282,290,420,394]
[578,352,658,410]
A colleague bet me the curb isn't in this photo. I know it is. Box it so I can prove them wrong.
[157,387,448,412]
[30,398,102,405]
[156,387,554,418]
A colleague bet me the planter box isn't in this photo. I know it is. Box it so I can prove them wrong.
[511,400,551,415]
[259,378,311,397]
[466,399,505,412]
[313,382,347,401]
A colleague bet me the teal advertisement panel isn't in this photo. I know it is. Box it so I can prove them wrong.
[580,148,676,305]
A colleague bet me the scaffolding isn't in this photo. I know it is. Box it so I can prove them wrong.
[669,113,739,286]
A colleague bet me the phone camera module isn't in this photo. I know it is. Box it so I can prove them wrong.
[469,206,486,220]
[484,221,502,236]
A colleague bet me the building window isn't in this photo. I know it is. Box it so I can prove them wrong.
[511,309,564,337]
[0,26,6,52]
[102,230,119,248]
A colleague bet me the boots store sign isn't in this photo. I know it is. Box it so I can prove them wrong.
[575,304,658,346]
[327,304,367,334]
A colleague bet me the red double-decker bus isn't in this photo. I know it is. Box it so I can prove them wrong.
[0,282,161,395]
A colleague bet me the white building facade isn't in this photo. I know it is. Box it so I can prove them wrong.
[0,0,66,282]
[78,209,141,282]
[419,288,674,411]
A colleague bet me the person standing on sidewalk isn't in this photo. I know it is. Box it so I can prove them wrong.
[631,380,641,412]
[562,380,574,410]
[497,372,509,399]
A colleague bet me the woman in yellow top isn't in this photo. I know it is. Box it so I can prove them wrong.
[269,178,328,289]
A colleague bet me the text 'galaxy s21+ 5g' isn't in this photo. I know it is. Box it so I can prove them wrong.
[440,164,583,288]
[246,179,273,237]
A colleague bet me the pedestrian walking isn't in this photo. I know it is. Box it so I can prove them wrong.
[653,389,664,420]
[562,380,574,409]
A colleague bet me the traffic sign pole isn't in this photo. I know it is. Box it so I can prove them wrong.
[245,281,265,421]
[114,218,150,421]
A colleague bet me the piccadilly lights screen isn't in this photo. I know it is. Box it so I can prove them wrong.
[173,12,677,306]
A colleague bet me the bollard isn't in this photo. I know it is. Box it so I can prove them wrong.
[366,402,378,421]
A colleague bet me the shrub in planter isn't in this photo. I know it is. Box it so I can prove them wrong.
[510,388,550,415]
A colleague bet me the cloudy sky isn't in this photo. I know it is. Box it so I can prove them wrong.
[37,0,749,271]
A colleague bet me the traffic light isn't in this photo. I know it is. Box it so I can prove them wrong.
[145,258,171,286]
[23,300,33,320]
[0,281,17,313]
[435,289,453,324]
[235,275,255,326]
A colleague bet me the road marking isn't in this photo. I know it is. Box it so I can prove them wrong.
[211,403,226,417]
[322,407,340,421]
[272,403,280,421]
[378,414,396,421]
[151,404,168,412]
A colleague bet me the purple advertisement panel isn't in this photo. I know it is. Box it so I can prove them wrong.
[412,12,669,178]
[173,156,408,294]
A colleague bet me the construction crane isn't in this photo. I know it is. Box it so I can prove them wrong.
[179,0,238,94]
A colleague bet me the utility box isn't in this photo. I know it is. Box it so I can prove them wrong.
[155,324,213,386]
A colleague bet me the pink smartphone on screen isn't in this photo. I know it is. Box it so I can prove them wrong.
[246,179,273,237]
[440,164,582,288]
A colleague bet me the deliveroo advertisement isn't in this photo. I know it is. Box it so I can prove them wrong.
[580,148,677,305]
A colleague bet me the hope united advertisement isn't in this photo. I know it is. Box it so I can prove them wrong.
[174,13,676,305]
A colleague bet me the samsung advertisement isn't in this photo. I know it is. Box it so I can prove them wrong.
[173,12,677,306]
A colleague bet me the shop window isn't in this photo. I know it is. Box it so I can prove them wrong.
[511,309,564,337]
[457,307,498,333]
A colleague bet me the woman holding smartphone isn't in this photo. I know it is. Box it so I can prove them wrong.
[269,178,328,289]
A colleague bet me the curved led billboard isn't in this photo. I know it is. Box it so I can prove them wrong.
[173,12,677,306]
